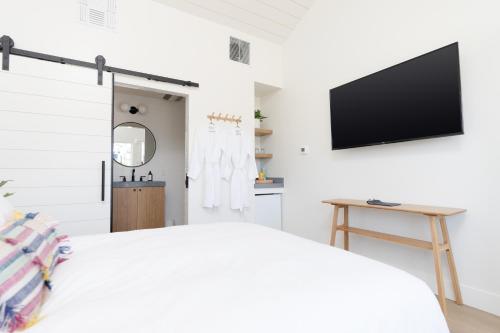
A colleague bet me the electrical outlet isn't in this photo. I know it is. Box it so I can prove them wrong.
[300,146,309,154]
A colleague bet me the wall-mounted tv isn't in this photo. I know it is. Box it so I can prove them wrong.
[329,43,463,150]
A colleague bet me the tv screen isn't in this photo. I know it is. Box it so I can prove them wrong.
[330,43,463,150]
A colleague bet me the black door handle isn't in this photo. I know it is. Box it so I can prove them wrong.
[101,161,105,201]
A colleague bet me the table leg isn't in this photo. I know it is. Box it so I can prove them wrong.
[330,205,339,246]
[429,216,447,315]
[439,216,463,305]
[344,206,349,251]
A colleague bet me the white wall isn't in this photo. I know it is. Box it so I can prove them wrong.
[0,0,283,225]
[261,0,500,315]
[113,91,185,226]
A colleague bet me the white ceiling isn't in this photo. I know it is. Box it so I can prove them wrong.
[153,0,316,43]
[115,86,184,102]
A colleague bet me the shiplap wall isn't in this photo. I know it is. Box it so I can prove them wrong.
[0,56,112,236]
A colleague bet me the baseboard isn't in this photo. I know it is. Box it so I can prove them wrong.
[412,269,500,316]
[460,284,500,316]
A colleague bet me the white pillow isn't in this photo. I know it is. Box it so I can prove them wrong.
[0,195,14,225]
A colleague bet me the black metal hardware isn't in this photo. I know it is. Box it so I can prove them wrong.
[0,35,199,87]
[105,65,199,87]
[119,176,126,182]
[101,161,105,201]
[139,176,146,182]
[95,55,106,86]
[185,174,189,189]
[0,35,14,70]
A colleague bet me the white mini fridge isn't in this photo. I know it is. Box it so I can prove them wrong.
[255,193,282,230]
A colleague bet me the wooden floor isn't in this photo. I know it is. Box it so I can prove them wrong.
[447,300,500,333]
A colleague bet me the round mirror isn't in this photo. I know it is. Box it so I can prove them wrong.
[113,122,156,167]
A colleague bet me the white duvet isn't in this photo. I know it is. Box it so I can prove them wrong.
[27,223,448,333]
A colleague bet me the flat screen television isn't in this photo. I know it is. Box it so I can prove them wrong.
[329,43,463,150]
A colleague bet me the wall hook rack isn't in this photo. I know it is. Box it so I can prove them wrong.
[207,113,242,126]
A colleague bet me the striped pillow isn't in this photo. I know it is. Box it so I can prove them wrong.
[0,213,71,332]
[0,237,45,332]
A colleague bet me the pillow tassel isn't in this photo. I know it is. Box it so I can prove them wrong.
[58,245,71,254]
[56,235,69,242]
[22,246,34,254]
[4,238,18,246]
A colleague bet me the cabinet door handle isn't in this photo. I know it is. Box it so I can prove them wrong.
[139,189,142,192]
[101,161,105,201]
[133,189,137,192]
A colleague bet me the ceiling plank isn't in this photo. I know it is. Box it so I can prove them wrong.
[153,0,316,44]
[185,0,293,35]
[222,0,301,29]
[256,0,310,18]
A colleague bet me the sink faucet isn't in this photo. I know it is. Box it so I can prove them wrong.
[131,168,136,182]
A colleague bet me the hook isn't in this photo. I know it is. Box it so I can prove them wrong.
[208,112,215,125]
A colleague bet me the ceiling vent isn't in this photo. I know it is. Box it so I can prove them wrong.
[79,0,117,30]
[230,37,250,65]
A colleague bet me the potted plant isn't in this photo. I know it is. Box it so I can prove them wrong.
[255,109,267,128]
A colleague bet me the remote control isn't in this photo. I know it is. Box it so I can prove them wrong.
[366,199,401,207]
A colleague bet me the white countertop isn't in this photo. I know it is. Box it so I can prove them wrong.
[254,187,284,195]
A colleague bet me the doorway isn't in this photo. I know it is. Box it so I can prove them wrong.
[112,83,188,229]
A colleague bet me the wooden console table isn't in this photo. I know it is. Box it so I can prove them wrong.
[322,199,466,315]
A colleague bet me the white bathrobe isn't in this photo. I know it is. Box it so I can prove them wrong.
[224,129,258,211]
[188,127,227,208]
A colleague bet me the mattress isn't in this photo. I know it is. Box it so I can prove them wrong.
[26,223,449,333]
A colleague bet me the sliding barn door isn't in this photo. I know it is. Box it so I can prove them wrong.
[0,56,112,236]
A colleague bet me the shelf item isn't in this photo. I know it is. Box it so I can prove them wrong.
[256,153,273,159]
[256,179,273,184]
[254,177,284,189]
[255,128,273,136]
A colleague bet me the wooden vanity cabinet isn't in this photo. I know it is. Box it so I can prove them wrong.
[112,186,165,232]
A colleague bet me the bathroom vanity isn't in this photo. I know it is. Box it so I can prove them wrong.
[112,181,165,232]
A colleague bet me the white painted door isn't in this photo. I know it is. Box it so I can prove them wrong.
[255,194,282,230]
[0,56,112,236]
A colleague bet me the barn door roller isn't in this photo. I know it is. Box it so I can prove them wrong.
[0,35,14,71]
[0,34,199,87]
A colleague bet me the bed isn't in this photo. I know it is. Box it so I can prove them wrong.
[26,223,449,333]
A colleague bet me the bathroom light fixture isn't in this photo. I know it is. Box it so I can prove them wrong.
[120,103,130,112]
[119,103,147,115]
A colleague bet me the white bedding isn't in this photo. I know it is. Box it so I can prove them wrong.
[27,223,448,333]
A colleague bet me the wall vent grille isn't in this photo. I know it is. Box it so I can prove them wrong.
[79,0,117,30]
[230,37,250,65]
[89,8,105,26]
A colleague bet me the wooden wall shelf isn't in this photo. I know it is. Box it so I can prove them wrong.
[256,153,273,159]
[255,128,273,136]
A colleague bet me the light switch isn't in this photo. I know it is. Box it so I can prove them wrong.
[300,145,309,154]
